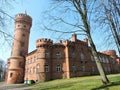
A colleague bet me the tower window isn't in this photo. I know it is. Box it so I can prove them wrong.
[22,34,25,37]
[21,42,24,47]
[10,73,13,78]
[18,25,20,27]
[24,25,26,28]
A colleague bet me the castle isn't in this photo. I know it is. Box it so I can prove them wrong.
[6,13,120,84]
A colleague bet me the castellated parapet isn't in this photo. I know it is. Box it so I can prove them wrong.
[15,14,32,26]
[36,38,53,48]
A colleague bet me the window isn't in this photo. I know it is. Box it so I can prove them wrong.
[56,52,61,59]
[20,51,23,56]
[36,65,40,73]
[72,64,76,72]
[45,65,49,72]
[18,25,20,27]
[19,62,24,67]
[80,53,84,60]
[25,69,28,75]
[92,66,95,72]
[21,42,25,47]
[22,34,25,37]
[91,55,94,61]
[81,65,85,72]
[34,55,37,62]
[10,73,13,78]
[30,68,32,74]
[71,52,75,58]
[37,52,41,59]
[45,52,50,58]
[24,25,26,28]
[29,58,32,63]
[56,64,61,72]
[33,67,35,73]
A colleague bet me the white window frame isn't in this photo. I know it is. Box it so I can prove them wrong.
[56,64,61,72]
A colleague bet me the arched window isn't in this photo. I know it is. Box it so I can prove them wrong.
[56,64,61,72]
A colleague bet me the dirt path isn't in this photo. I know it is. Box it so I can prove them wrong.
[0,82,33,90]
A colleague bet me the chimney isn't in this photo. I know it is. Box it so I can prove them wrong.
[58,40,62,43]
[72,34,77,42]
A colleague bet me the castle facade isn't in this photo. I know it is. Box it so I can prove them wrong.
[6,13,120,84]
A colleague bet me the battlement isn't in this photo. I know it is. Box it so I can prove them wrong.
[36,38,53,48]
[15,13,32,26]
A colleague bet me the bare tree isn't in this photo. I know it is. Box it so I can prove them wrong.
[99,0,120,55]
[42,0,110,84]
[0,59,6,81]
[0,0,15,47]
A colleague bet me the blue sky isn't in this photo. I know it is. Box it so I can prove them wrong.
[0,0,118,62]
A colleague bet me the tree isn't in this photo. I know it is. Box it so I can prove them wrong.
[0,0,15,47]
[42,0,110,84]
[99,0,120,55]
[0,59,6,80]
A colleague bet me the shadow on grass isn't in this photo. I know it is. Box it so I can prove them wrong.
[92,81,120,90]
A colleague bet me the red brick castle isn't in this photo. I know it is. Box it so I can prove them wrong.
[6,13,120,84]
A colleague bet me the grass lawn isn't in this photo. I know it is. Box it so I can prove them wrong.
[32,74,120,90]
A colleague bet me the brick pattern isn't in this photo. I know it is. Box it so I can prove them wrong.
[25,34,120,82]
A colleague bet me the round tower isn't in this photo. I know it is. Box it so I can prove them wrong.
[6,13,32,84]
[36,38,53,81]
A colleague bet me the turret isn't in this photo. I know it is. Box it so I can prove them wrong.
[6,13,32,84]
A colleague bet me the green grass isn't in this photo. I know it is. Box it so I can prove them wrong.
[32,74,120,90]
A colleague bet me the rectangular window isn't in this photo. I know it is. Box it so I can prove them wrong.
[10,73,13,77]
[45,65,49,72]
[45,52,50,58]
[82,66,85,72]
[56,64,61,72]
[56,52,61,59]
[21,42,24,47]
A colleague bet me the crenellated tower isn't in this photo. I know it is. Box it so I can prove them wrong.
[6,13,32,84]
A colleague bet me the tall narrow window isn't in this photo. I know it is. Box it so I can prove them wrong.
[56,52,61,59]
[82,65,85,72]
[45,65,49,72]
[80,53,84,60]
[56,64,61,72]
[72,64,76,72]
[21,42,25,47]
[45,52,50,58]
[10,73,13,78]
[71,52,75,58]
[36,65,40,73]
[91,55,94,61]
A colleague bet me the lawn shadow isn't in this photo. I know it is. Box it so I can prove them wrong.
[91,81,120,90]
